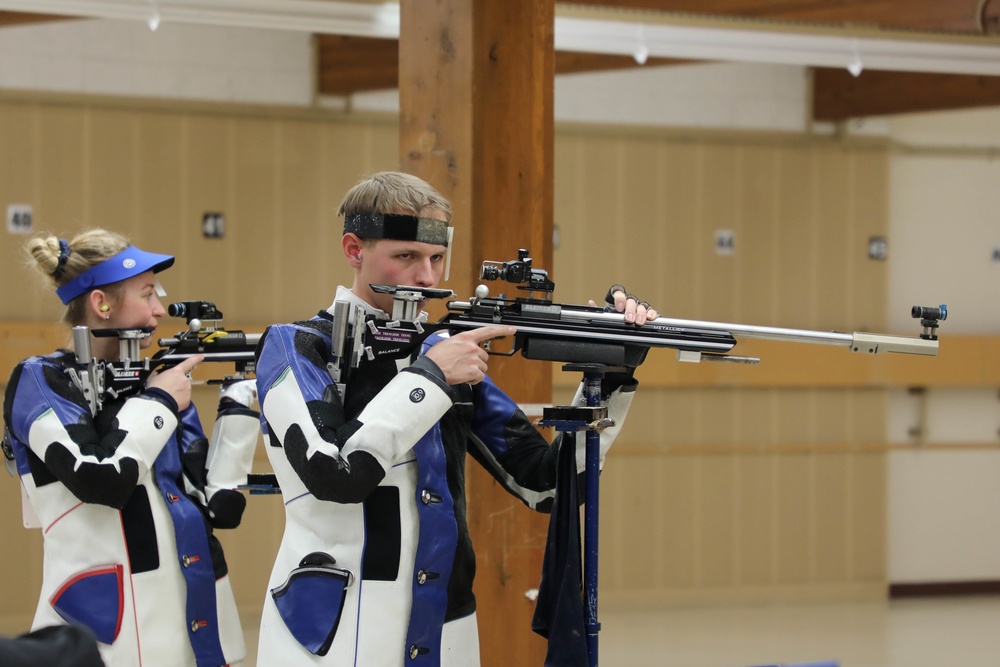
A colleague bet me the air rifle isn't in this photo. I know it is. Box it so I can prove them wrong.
[68,300,259,416]
[343,248,943,376]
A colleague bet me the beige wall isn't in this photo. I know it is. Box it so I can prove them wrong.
[0,95,400,324]
[0,94,892,631]
[552,126,891,605]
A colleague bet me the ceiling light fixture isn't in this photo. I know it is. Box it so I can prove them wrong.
[554,15,1000,77]
[846,39,863,77]
[633,25,649,65]
[147,0,160,31]
[2,1,1000,76]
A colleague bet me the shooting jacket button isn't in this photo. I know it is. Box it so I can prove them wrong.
[181,554,201,568]
[166,492,180,503]
[416,569,439,585]
[409,644,429,659]
[420,489,442,505]
[190,619,208,633]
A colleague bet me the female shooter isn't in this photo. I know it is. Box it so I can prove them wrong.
[2,229,259,667]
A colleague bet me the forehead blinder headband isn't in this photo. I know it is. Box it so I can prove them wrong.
[343,213,450,247]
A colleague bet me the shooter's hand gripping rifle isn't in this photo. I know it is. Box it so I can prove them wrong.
[68,300,260,416]
[343,248,943,377]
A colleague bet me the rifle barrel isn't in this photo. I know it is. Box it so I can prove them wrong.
[447,302,938,357]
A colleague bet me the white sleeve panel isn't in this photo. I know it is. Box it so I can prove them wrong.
[343,370,454,471]
[261,368,344,462]
[205,411,260,496]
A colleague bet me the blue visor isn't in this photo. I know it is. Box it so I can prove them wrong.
[56,245,175,305]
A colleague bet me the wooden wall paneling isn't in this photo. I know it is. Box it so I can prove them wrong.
[229,118,280,323]
[736,145,779,324]
[183,115,234,307]
[774,146,818,330]
[575,135,626,302]
[647,141,673,306]
[633,387,702,446]
[657,454,700,589]
[273,118,328,319]
[774,454,813,584]
[813,389,853,445]
[135,111,187,301]
[616,137,663,300]
[659,141,703,317]
[852,389,888,442]
[664,388,706,446]
[737,453,776,586]
[0,102,39,320]
[34,105,87,323]
[851,148,889,332]
[700,455,738,586]
[0,477,42,631]
[553,134,587,295]
[601,454,662,591]
[775,387,817,445]
[361,121,401,177]
[813,452,852,582]
[699,387,738,445]
[86,108,140,238]
[737,388,778,446]
[698,143,740,322]
[814,147,854,330]
[851,452,887,581]
[36,105,87,226]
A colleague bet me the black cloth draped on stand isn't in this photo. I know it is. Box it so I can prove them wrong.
[531,435,589,667]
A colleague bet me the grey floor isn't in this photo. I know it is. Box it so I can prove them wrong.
[242,596,1000,667]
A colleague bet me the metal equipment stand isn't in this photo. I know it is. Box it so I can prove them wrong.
[537,363,619,667]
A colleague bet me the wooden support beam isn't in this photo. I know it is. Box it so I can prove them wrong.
[398,1,554,665]
[316,34,682,96]
[813,68,1000,120]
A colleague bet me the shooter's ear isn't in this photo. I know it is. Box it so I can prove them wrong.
[342,234,364,266]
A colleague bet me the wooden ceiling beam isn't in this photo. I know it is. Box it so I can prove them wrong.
[0,11,76,27]
[316,35,399,95]
[813,68,1000,120]
[316,34,687,95]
